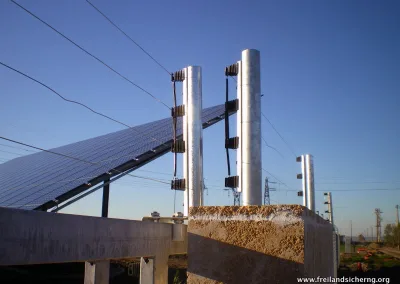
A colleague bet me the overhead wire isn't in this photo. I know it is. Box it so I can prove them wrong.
[84,0,170,76]
[261,112,297,158]
[0,61,176,153]
[261,136,284,159]
[0,62,132,129]
[10,0,170,109]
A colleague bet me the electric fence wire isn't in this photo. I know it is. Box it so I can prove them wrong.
[85,0,171,76]
[10,0,171,109]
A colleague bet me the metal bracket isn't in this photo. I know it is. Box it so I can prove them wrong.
[225,63,239,76]
[297,191,303,197]
[225,176,239,188]
[171,70,185,82]
[225,99,239,112]
[171,179,186,190]
[297,174,303,179]
[171,105,185,117]
[225,137,239,149]
[171,140,185,153]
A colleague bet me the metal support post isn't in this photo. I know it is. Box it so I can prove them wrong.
[297,154,315,211]
[324,192,333,225]
[101,178,110,217]
[238,49,262,206]
[305,154,315,211]
[184,66,203,215]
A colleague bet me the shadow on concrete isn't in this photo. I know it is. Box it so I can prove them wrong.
[188,233,304,284]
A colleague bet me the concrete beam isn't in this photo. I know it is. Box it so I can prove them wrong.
[0,207,187,267]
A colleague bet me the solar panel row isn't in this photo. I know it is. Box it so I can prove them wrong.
[0,104,226,210]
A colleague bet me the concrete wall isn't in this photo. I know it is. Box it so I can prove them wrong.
[187,205,334,284]
[0,207,188,284]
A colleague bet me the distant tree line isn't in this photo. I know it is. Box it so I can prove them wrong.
[384,224,400,248]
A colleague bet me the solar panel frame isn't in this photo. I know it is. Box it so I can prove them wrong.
[0,105,228,211]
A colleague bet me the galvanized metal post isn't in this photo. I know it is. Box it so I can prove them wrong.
[183,68,189,216]
[327,192,333,225]
[236,61,243,194]
[238,49,262,206]
[184,66,203,215]
[305,154,315,211]
[301,155,308,207]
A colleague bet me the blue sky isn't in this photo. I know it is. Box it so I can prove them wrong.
[0,0,399,238]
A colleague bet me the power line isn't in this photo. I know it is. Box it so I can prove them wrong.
[283,188,400,192]
[0,143,37,153]
[262,136,284,159]
[261,167,292,190]
[0,61,132,128]
[0,136,98,165]
[10,0,170,109]
[85,0,170,76]
[0,61,171,150]
[261,112,297,158]
[316,181,400,185]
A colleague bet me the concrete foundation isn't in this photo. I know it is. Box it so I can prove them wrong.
[188,205,334,284]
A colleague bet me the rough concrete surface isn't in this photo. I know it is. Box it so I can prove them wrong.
[188,205,333,284]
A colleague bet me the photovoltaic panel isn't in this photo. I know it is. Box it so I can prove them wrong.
[0,104,227,211]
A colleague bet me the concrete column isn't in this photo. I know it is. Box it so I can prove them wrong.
[140,258,154,284]
[84,260,110,284]
[154,254,169,284]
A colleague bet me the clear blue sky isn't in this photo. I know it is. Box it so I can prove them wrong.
[1,0,399,238]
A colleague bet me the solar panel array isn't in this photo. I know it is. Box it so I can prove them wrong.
[0,104,226,210]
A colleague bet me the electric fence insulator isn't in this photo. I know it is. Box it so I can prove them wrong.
[171,70,185,82]
[225,176,239,188]
[297,174,303,179]
[171,179,186,191]
[225,137,239,149]
[171,105,185,117]
[171,140,185,153]
[297,191,303,197]
[225,99,239,112]
[225,63,239,76]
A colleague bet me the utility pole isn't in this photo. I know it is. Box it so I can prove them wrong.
[396,205,399,227]
[264,177,276,205]
[374,208,382,243]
